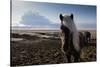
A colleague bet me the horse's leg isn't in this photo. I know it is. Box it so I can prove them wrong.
[63,42,72,63]
[66,52,72,63]
[73,51,80,62]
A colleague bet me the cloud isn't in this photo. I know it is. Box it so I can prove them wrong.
[19,11,59,29]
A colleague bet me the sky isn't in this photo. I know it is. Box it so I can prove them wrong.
[11,0,96,30]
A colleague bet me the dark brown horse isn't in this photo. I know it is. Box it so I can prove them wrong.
[84,31,91,44]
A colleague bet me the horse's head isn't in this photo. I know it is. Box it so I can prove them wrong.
[59,13,74,32]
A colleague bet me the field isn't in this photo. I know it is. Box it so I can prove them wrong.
[11,30,96,66]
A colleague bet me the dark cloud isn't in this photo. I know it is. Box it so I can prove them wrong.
[20,11,59,28]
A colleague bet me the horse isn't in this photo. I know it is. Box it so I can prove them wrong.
[84,31,91,44]
[59,13,85,63]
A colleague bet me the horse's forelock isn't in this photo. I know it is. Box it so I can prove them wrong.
[63,15,73,32]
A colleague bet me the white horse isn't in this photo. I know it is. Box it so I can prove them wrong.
[59,14,84,62]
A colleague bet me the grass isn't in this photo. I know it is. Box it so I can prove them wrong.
[80,45,96,62]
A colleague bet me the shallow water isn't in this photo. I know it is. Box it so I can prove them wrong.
[11,38,24,41]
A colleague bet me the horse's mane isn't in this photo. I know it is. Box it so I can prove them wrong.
[63,15,80,52]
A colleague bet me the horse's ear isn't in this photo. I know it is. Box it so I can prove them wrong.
[70,13,74,20]
[59,14,63,21]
